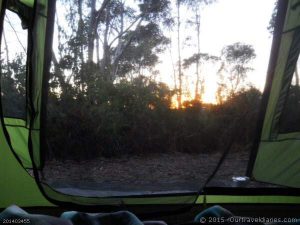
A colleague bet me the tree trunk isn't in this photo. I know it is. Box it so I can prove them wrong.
[111,18,143,81]
[195,10,201,101]
[295,64,299,87]
[2,29,10,73]
[87,0,111,63]
[101,6,112,81]
[168,36,177,96]
[77,0,84,64]
[112,1,125,79]
[177,0,182,108]
[87,0,96,63]
[96,33,100,65]
[52,50,69,95]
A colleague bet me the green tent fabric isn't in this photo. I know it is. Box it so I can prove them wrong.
[1,0,34,168]
[20,0,34,7]
[0,122,52,208]
[7,0,33,28]
[4,118,30,168]
[251,0,300,188]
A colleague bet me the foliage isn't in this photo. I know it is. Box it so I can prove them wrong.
[221,43,256,65]
[217,42,256,100]
[183,53,219,69]
[267,0,278,35]
[115,22,170,77]
[0,53,26,118]
[44,82,262,160]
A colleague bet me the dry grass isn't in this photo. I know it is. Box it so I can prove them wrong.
[41,148,275,196]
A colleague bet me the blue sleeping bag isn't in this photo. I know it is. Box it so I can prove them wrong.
[0,205,167,225]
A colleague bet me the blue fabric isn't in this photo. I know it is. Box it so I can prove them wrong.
[0,205,154,225]
[3,205,300,225]
[0,205,72,225]
[194,206,300,225]
[194,205,233,222]
[61,210,144,225]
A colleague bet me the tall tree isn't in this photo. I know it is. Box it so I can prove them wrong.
[181,0,215,101]
[54,0,170,82]
[176,0,183,108]
[53,0,172,99]
[218,42,256,96]
[183,53,219,100]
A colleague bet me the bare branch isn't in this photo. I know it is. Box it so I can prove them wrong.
[108,16,143,47]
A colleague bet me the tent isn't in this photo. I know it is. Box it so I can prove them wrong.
[1,0,300,219]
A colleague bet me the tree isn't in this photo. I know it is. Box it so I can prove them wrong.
[40,0,263,162]
[53,0,172,94]
[267,0,278,35]
[112,22,170,78]
[181,0,216,101]
[0,13,27,118]
[0,53,26,118]
[183,53,219,101]
[218,42,256,96]
[176,0,183,108]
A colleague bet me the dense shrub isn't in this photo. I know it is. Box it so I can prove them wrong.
[45,77,262,160]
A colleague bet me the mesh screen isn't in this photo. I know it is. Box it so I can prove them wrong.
[42,0,280,197]
[0,11,27,119]
[279,57,300,134]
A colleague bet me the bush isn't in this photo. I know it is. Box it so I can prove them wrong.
[45,78,262,160]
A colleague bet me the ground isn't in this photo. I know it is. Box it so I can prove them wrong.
[42,149,277,197]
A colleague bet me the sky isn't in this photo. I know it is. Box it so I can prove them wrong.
[157,0,276,103]
[200,0,276,102]
[2,13,27,58]
[2,0,277,104]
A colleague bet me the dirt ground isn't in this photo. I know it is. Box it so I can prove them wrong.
[42,150,277,197]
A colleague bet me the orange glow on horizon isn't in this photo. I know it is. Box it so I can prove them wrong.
[171,89,218,109]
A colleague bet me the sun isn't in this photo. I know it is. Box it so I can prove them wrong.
[202,89,217,104]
